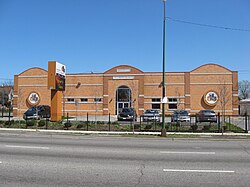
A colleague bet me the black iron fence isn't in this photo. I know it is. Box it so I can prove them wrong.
[0,112,249,133]
[1,107,13,118]
[0,107,13,125]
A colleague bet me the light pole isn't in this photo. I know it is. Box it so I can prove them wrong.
[161,0,167,137]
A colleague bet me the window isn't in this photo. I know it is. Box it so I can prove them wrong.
[152,98,161,102]
[94,98,102,102]
[67,98,75,102]
[81,98,88,102]
[168,98,178,110]
[168,98,178,103]
[151,98,161,109]
[152,104,161,109]
[168,104,177,110]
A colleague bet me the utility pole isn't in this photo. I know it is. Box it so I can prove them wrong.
[161,0,167,137]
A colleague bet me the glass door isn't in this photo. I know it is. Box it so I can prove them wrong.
[116,86,131,115]
[117,102,130,114]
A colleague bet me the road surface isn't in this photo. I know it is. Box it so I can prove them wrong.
[0,132,250,186]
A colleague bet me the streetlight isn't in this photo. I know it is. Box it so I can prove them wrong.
[161,0,167,137]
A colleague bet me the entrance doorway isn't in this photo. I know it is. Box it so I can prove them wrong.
[116,86,131,115]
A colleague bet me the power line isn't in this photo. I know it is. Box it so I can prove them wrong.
[0,78,13,80]
[166,17,250,32]
[238,70,250,72]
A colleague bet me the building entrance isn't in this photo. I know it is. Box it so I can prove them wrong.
[116,86,131,115]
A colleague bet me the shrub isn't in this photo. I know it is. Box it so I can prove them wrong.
[134,124,140,129]
[4,121,11,126]
[76,123,84,129]
[26,120,36,127]
[203,125,211,131]
[96,121,105,125]
[64,122,71,128]
[144,124,152,130]
[111,122,120,130]
[38,120,46,127]
[47,122,64,130]
[191,124,198,132]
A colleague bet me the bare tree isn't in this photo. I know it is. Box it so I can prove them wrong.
[175,88,181,109]
[2,80,14,87]
[130,80,138,134]
[239,80,250,100]
[218,81,230,133]
[94,86,102,124]
[17,88,25,125]
[1,80,14,108]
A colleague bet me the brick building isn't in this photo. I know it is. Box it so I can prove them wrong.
[13,63,238,117]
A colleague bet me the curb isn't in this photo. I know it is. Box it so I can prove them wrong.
[0,128,249,136]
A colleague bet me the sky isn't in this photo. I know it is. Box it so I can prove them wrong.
[0,0,250,84]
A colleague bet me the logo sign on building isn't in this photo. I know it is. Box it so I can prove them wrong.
[27,92,40,106]
[48,61,66,91]
[117,68,131,73]
[204,91,219,106]
[55,62,66,91]
[113,76,134,80]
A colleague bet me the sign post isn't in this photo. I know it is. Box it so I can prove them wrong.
[48,61,66,121]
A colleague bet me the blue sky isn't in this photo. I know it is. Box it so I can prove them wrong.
[0,0,250,83]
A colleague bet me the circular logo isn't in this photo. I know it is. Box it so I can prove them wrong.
[204,91,218,106]
[27,92,40,106]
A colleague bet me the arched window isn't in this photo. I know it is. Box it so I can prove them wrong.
[116,86,131,114]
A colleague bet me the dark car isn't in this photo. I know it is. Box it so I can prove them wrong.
[171,110,190,122]
[23,105,51,120]
[196,110,217,123]
[117,108,137,121]
[142,109,160,122]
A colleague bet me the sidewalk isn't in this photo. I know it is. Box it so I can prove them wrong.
[0,128,249,137]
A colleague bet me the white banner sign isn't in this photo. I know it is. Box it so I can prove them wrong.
[56,62,66,76]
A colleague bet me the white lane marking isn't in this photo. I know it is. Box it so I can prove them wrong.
[160,151,215,155]
[5,145,49,150]
[163,169,235,173]
[0,161,2,164]
[193,147,201,149]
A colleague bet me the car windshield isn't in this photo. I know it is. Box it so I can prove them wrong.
[202,110,215,114]
[27,107,36,111]
[122,108,132,113]
[175,110,188,115]
[145,110,158,114]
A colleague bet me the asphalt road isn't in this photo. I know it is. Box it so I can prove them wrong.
[0,132,250,187]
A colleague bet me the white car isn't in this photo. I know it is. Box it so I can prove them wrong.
[142,109,160,122]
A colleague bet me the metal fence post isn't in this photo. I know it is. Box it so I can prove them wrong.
[66,112,69,130]
[229,115,231,131]
[218,112,221,133]
[46,118,48,129]
[8,108,11,125]
[87,113,89,131]
[154,118,156,131]
[245,114,248,133]
[140,116,142,131]
[108,113,111,131]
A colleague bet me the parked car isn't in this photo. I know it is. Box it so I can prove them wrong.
[117,108,137,121]
[142,109,160,122]
[23,105,51,120]
[171,110,190,122]
[196,110,217,123]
